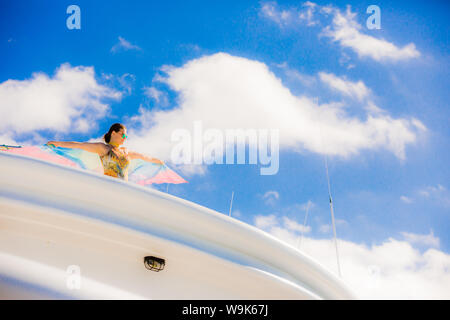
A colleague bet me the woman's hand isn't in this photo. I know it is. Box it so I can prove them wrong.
[153,158,164,165]
[46,141,58,147]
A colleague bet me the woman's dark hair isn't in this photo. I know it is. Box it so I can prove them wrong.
[104,123,125,143]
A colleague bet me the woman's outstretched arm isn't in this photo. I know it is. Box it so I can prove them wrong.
[128,151,164,165]
[46,141,108,156]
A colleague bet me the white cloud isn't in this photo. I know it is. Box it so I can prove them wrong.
[111,36,142,53]
[173,162,208,177]
[364,101,387,115]
[0,63,122,142]
[231,209,242,218]
[401,230,440,249]
[319,224,332,234]
[417,184,450,208]
[126,53,424,171]
[284,68,317,87]
[282,216,311,234]
[143,86,169,106]
[101,72,135,95]
[262,190,280,206]
[319,219,348,235]
[260,2,420,63]
[397,184,447,207]
[254,214,279,229]
[322,5,420,62]
[400,195,413,204]
[277,201,315,222]
[419,184,446,198]
[319,72,370,101]
[338,52,355,69]
[411,118,427,132]
[298,1,319,26]
[261,1,319,27]
[260,2,293,27]
[253,214,450,299]
[117,73,135,95]
[255,214,311,234]
[278,63,418,120]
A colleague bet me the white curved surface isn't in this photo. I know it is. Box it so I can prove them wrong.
[0,152,355,299]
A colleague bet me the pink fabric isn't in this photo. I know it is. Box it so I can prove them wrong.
[5,146,79,167]
[137,168,188,185]
[2,145,188,186]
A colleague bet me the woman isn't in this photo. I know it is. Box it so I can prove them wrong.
[47,123,163,181]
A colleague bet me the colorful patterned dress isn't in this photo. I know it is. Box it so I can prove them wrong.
[100,147,130,180]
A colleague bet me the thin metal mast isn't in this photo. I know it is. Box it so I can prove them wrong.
[297,200,311,249]
[228,191,234,217]
[325,154,342,278]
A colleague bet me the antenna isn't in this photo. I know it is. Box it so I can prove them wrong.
[316,95,342,278]
[325,154,342,278]
[228,191,234,217]
[296,200,311,249]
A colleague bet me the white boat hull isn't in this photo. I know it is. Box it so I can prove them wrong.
[0,153,354,299]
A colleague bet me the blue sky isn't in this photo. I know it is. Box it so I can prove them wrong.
[1,1,449,297]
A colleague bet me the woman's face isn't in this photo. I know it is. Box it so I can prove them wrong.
[112,127,127,145]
